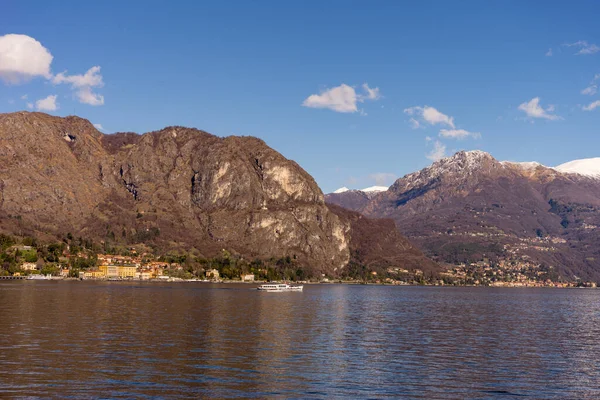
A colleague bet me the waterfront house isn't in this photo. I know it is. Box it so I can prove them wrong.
[241,274,255,282]
[21,262,37,271]
[118,266,136,278]
[83,269,104,279]
[99,265,119,278]
[206,269,220,279]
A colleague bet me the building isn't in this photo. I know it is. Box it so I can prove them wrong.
[21,262,37,271]
[118,266,136,279]
[82,270,105,279]
[206,269,219,279]
[99,265,119,278]
[98,265,137,278]
[241,274,255,282]
[138,270,152,280]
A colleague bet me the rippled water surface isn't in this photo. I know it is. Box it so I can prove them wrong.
[1,282,600,398]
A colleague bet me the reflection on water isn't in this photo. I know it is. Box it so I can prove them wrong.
[1,282,600,398]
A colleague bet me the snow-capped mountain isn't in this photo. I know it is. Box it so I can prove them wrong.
[555,158,600,179]
[326,149,600,282]
[361,186,389,193]
[333,187,350,194]
[332,185,389,194]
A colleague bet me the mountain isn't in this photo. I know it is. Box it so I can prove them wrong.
[555,158,600,178]
[327,185,390,211]
[361,186,389,193]
[0,111,435,277]
[326,150,600,281]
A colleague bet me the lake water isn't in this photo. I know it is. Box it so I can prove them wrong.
[1,282,599,398]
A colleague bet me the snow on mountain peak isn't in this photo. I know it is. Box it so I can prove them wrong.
[361,185,389,193]
[555,158,600,178]
[500,161,543,170]
[333,187,350,193]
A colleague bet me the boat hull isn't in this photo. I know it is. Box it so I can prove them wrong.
[257,284,303,292]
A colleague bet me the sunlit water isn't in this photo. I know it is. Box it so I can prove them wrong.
[1,282,599,398]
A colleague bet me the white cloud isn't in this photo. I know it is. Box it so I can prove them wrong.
[439,129,481,139]
[546,48,553,57]
[404,106,455,128]
[409,118,420,129]
[565,41,600,55]
[361,83,381,100]
[302,83,381,113]
[518,97,560,120]
[52,66,105,106]
[8,99,14,104]
[76,86,105,106]
[26,102,33,109]
[93,123,104,131]
[581,74,599,95]
[52,65,103,88]
[0,34,105,106]
[426,140,446,161]
[581,86,597,96]
[583,100,600,111]
[302,84,358,113]
[0,34,53,84]
[368,172,396,186]
[35,94,58,111]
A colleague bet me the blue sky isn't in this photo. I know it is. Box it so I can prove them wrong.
[1,1,600,193]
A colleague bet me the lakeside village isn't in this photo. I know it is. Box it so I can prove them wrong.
[0,233,597,287]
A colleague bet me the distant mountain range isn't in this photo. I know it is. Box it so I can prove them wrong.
[0,112,436,277]
[326,150,600,281]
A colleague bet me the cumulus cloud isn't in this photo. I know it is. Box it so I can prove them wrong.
[52,66,105,106]
[404,106,455,128]
[0,34,53,84]
[302,83,381,113]
[0,34,105,106]
[302,84,358,113]
[518,97,561,120]
[439,129,481,139]
[426,140,446,161]
[564,41,600,55]
[35,94,58,111]
[368,172,396,186]
[545,48,553,57]
[26,102,33,109]
[583,100,600,111]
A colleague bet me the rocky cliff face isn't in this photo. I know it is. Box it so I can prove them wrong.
[0,112,350,273]
[0,112,436,276]
[327,150,600,281]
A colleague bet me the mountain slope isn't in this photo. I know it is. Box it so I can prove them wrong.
[555,158,600,178]
[0,112,437,276]
[327,151,600,281]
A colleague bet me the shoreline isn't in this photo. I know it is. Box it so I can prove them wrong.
[4,277,594,288]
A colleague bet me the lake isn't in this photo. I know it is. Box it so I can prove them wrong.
[1,282,599,398]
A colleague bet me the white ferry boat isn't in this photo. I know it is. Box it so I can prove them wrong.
[257,283,303,292]
[27,274,52,280]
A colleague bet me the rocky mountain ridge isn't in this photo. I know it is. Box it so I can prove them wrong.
[326,150,600,281]
[0,112,436,277]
